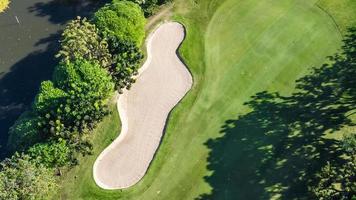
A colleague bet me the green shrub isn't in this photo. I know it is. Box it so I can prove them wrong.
[33,81,67,137]
[0,153,58,200]
[93,0,146,46]
[34,81,68,114]
[7,111,42,153]
[28,139,72,168]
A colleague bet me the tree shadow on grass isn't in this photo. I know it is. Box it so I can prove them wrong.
[197,28,356,200]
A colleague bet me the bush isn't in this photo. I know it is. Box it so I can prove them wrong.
[93,0,146,46]
[28,139,72,168]
[34,81,68,114]
[56,17,112,68]
[0,153,58,200]
[7,111,42,153]
[33,81,68,138]
[0,0,9,13]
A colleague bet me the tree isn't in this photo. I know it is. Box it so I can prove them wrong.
[7,111,42,153]
[107,37,143,92]
[26,60,114,156]
[127,0,172,16]
[33,81,68,114]
[93,0,146,46]
[56,17,112,68]
[53,60,114,101]
[44,60,114,148]
[0,153,58,200]
[33,81,67,138]
[127,0,158,17]
[28,139,72,168]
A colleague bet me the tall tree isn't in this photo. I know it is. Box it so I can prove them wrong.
[93,0,146,46]
[107,37,143,92]
[56,17,112,68]
[34,60,115,151]
[0,153,58,200]
[7,111,42,153]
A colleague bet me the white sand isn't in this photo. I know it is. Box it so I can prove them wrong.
[93,22,193,189]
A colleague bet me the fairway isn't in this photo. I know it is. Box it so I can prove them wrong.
[59,0,348,199]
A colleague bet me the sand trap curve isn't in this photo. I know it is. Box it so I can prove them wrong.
[93,22,192,189]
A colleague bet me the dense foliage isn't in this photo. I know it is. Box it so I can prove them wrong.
[35,60,114,148]
[7,111,41,153]
[127,0,159,16]
[28,139,72,168]
[107,36,143,92]
[0,0,9,13]
[7,0,147,158]
[3,0,156,197]
[0,154,58,200]
[33,81,68,116]
[93,0,146,46]
[56,17,112,68]
[128,0,171,16]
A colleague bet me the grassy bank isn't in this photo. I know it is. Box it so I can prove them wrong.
[59,0,354,199]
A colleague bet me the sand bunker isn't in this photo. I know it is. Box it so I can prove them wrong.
[93,22,193,189]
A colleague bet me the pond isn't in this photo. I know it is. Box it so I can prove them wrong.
[0,0,105,157]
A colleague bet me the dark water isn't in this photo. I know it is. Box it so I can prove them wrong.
[0,0,105,157]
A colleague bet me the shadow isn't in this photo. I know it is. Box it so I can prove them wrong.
[0,34,60,158]
[197,28,356,200]
[28,0,109,25]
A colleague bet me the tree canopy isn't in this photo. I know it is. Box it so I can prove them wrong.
[0,154,58,200]
[107,37,143,92]
[56,17,112,68]
[93,0,146,46]
[33,60,114,152]
[7,111,42,153]
[28,139,72,168]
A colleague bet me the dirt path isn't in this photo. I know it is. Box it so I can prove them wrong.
[93,22,192,189]
[145,5,172,30]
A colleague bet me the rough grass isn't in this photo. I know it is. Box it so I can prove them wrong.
[58,0,354,199]
[317,0,356,35]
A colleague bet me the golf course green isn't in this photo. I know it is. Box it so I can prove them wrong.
[58,0,355,199]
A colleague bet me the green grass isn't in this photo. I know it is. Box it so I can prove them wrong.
[58,0,355,199]
[317,0,356,35]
